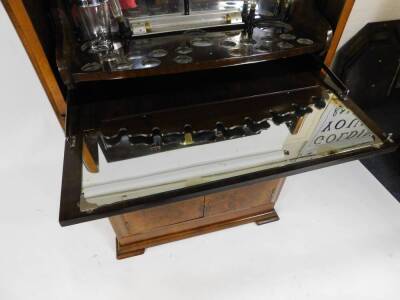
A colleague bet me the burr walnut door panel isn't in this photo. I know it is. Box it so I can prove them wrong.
[118,197,205,235]
[204,180,280,217]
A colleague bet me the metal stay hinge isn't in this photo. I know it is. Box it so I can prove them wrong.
[67,135,77,148]
[312,55,350,101]
[65,91,80,149]
[384,133,395,144]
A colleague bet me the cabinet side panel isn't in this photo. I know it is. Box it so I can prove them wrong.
[324,0,355,66]
[1,0,99,172]
[1,0,66,125]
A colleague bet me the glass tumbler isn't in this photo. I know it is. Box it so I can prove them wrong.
[77,0,112,52]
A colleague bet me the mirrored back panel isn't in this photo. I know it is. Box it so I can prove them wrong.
[73,90,392,216]
[124,0,290,34]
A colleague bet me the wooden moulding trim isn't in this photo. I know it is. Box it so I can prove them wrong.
[1,0,67,126]
[324,0,355,66]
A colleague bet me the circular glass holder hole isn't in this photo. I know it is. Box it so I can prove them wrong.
[176,46,193,55]
[225,31,241,37]
[229,48,245,57]
[149,49,168,58]
[297,38,314,45]
[279,33,297,41]
[277,41,294,49]
[141,58,161,69]
[127,50,145,61]
[191,37,213,47]
[261,27,275,36]
[221,40,237,48]
[115,61,134,71]
[260,36,275,44]
[241,38,257,45]
[174,55,193,64]
[255,45,273,53]
[81,62,102,72]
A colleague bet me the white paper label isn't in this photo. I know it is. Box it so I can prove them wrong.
[300,101,375,156]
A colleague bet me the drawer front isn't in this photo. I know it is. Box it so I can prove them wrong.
[122,197,204,235]
[204,180,279,217]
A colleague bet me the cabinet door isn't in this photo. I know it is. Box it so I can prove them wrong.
[58,56,396,226]
[204,180,280,217]
[114,197,205,235]
[59,86,397,226]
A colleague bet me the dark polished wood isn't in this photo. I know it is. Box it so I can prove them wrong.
[47,1,327,84]
[71,56,323,133]
[72,36,323,83]
[59,135,84,225]
[49,1,337,85]
[96,85,320,161]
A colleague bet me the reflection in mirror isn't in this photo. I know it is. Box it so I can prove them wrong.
[124,0,277,16]
[80,92,383,211]
[124,0,287,34]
